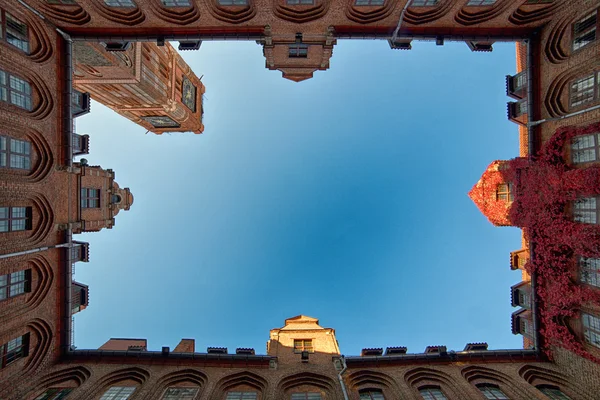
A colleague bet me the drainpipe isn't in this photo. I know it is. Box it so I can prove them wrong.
[0,243,71,259]
[528,104,600,127]
[337,356,349,400]
[391,0,412,44]
[525,35,541,352]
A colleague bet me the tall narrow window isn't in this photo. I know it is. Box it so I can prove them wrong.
[35,388,73,400]
[419,387,448,400]
[1,12,29,52]
[496,183,513,201]
[0,136,32,170]
[288,44,308,58]
[0,269,30,300]
[103,0,136,6]
[571,133,600,164]
[81,188,100,208]
[0,70,32,110]
[0,206,31,232]
[354,0,384,5]
[293,339,313,353]
[570,73,598,108]
[359,389,385,400]
[0,334,29,368]
[573,197,600,224]
[226,393,258,400]
[466,0,496,5]
[573,11,598,51]
[537,385,571,400]
[582,313,600,349]
[161,387,198,399]
[99,387,136,400]
[290,394,322,400]
[477,384,509,399]
[580,257,600,288]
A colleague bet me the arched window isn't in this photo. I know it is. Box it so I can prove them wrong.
[226,393,257,400]
[1,136,32,169]
[111,194,122,204]
[99,387,136,400]
[419,386,447,400]
[359,389,385,399]
[0,70,32,110]
[34,388,73,399]
[476,384,509,399]
[162,387,199,399]
[0,206,32,232]
[536,385,571,400]
[0,269,31,300]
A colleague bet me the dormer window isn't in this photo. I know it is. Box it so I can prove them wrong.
[354,0,384,5]
[580,257,600,287]
[72,134,89,156]
[466,0,496,5]
[571,133,600,164]
[293,339,313,353]
[582,313,600,349]
[518,291,531,308]
[573,197,600,224]
[1,12,29,53]
[507,100,528,122]
[496,183,513,201]
[572,11,598,51]
[70,244,83,261]
[289,44,308,58]
[506,72,527,100]
[81,188,100,208]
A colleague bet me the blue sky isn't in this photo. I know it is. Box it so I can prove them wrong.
[74,39,523,355]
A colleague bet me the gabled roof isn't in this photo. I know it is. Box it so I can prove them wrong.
[468,160,512,226]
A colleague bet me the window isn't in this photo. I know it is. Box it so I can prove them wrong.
[359,389,385,400]
[225,393,258,400]
[573,197,600,224]
[293,339,313,353]
[72,134,87,155]
[466,0,496,5]
[99,387,136,400]
[0,12,29,52]
[518,291,531,308]
[142,116,180,128]
[0,70,33,110]
[286,0,314,4]
[524,0,553,3]
[0,334,29,368]
[35,388,73,400]
[570,73,599,108]
[0,270,30,300]
[411,0,439,5]
[354,0,385,5]
[537,386,571,400]
[0,136,31,169]
[161,387,198,399]
[572,11,597,51]
[582,312,600,349]
[288,44,308,58]
[112,194,122,204]
[182,77,197,112]
[0,207,31,232]
[571,133,600,164]
[47,0,77,4]
[580,257,600,288]
[218,0,248,5]
[70,244,83,262]
[419,387,448,400]
[477,384,509,399]
[81,188,100,208]
[496,183,513,201]
[161,0,191,5]
[103,0,136,6]
[520,318,532,336]
[290,394,322,400]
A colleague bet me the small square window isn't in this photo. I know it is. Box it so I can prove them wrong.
[293,339,313,353]
[81,188,100,208]
[289,44,309,58]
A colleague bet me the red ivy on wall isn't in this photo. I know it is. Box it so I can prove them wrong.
[470,121,600,362]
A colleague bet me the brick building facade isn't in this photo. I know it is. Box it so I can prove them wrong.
[1,0,600,399]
